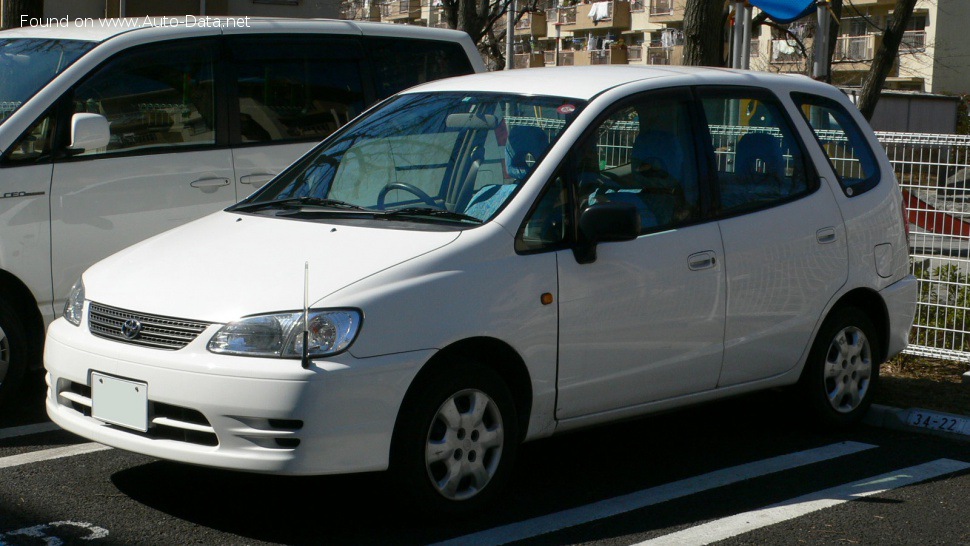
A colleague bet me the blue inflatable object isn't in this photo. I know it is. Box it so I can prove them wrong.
[749,0,816,24]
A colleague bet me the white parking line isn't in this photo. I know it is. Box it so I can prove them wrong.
[638,458,970,545]
[432,441,877,546]
[0,422,61,440]
[0,443,111,470]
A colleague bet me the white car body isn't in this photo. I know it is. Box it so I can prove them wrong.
[46,67,915,492]
[0,18,483,401]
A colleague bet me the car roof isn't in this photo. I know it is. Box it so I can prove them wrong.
[0,16,471,43]
[405,65,824,101]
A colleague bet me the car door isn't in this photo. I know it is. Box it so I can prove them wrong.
[49,37,234,306]
[696,88,848,387]
[554,90,726,420]
[225,34,367,199]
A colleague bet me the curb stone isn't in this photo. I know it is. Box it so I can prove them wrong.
[865,404,970,442]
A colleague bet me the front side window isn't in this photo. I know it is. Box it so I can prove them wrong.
[230,36,365,144]
[574,94,702,233]
[243,92,586,225]
[72,40,217,156]
[0,38,95,126]
[792,92,880,197]
[367,38,475,101]
[700,92,813,215]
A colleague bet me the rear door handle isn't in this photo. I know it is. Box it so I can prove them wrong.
[239,173,276,188]
[190,177,230,193]
[688,251,717,271]
[816,227,837,244]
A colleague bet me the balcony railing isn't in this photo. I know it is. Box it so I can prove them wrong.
[558,5,576,24]
[630,0,644,12]
[834,34,875,61]
[627,45,643,61]
[749,38,760,57]
[590,49,611,65]
[544,50,556,65]
[560,51,575,66]
[646,46,669,65]
[649,0,672,15]
[901,30,926,52]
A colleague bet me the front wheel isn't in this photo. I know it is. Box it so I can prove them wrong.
[391,361,518,515]
[800,307,879,427]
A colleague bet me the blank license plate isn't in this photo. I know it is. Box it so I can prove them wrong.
[91,372,148,432]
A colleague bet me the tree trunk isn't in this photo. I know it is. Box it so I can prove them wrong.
[858,0,917,120]
[683,0,726,67]
[1,0,41,30]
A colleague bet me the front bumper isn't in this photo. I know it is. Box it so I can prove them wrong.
[880,274,918,360]
[45,318,433,475]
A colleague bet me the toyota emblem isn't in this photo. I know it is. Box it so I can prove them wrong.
[121,319,142,339]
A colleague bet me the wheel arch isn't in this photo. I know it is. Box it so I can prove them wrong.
[824,288,890,363]
[0,269,45,366]
[394,336,534,444]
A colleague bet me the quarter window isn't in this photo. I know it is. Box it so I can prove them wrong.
[72,40,217,156]
[367,38,475,101]
[792,92,880,197]
[699,93,812,214]
[2,111,53,165]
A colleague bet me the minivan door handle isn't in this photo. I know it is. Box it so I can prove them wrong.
[688,251,717,271]
[190,177,230,194]
[239,173,276,188]
[816,227,837,244]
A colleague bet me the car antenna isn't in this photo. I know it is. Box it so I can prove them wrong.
[302,261,310,369]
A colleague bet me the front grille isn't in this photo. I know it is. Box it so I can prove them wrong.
[88,302,211,350]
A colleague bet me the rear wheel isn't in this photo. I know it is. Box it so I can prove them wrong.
[800,307,879,427]
[391,360,518,515]
[0,298,28,408]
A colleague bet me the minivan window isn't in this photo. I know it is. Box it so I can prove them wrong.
[792,92,880,197]
[699,92,813,215]
[71,40,217,156]
[230,36,366,144]
[0,39,94,125]
[367,37,475,101]
[243,92,586,224]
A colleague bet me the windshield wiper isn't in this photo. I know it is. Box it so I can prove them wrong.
[231,196,370,213]
[380,207,483,224]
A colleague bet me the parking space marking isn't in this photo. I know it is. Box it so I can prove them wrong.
[0,443,111,470]
[639,458,970,545]
[0,422,60,440]
[432,441,877,546]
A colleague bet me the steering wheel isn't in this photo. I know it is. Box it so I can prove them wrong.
[376,182,438,210]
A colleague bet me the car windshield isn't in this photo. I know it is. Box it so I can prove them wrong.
[243,91,587,224]
[0,38,95,125]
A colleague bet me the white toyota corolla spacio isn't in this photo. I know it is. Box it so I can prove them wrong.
[46,66,916,514]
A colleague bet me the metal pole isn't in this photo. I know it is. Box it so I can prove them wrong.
[813,1,831,80]
[740,2,752,69]
[732,1,744,69]
[506,0,515,70]
[120,0,126,18]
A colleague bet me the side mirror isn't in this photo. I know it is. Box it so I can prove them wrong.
[67,113,110,154]
[573,201,640,264]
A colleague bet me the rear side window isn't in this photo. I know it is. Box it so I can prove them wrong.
[229,35,366,144]
[72,40,217,156]
[792,92,880,197]
[699,90,813,215]
[366,37,475,101]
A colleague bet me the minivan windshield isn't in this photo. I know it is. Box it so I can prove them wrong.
[240,92,586,224]
[0,38,95,125]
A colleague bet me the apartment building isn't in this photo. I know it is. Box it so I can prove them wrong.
[353,0,970,95]
[33,0,340,21]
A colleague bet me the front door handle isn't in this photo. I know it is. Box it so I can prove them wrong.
[239,173,276,188]
[190,177,230,194]
[816,227,837,244]
[688,251,717,271]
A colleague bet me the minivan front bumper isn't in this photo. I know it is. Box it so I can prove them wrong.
[45,317,432,475]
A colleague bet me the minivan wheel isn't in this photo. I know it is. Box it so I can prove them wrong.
[800,307,879,427]
[0,299,27,408]
[391,361,518,515]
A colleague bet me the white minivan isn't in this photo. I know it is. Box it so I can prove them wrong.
[0,18,483,404]
[46,66,916,513]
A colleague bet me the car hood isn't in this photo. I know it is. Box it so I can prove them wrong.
[83,212,461,323]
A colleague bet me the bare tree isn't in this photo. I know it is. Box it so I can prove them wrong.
[858,0,917,120]
[439,0,540,69]
[1,0,41,30]
[682,0,727,66]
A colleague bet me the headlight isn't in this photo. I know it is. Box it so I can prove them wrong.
[207,309,361,358]
[63,278,85,326]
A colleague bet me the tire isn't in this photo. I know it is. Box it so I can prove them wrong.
[390,360,518,516]
[0,298,28,408]
[800,307,880,427]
